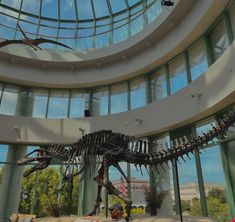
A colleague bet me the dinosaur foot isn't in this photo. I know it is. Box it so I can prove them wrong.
[86,211,96,216]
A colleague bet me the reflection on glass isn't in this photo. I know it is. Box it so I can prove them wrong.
[189,39,208,81]
[111,83,128,114]
[92,87,109,116]
[47,91,69,119]
[27,89,48,118]
[0,85,19,115]
[150,68,167,101]
[130,77,147,110]
[197,121,230,222]
[152,134,175,215]
[69,90,90,118]
[210,19,230,61]
[169,55,188,94]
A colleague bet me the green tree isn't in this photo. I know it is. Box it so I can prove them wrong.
[208,188,226,204]
[208,197,230,222]
[181,200,190,213]
[190,198,201,216]
[19,167,79,218]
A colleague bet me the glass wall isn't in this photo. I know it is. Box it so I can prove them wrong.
[130,77,147,110]
[150,67,168,101]
[92,87,109,116]
[169,55,188,94]
[18,146,79,217]
[110,83,128,114]
[0,85,20,115]
[196,120,230,222]
[47,91,69,119]
[0,8,234,119]
[152,133,175,215]
[210,19,230,61]
[170,126,202,216]
[69,90,90,118]
[129,163,149,214]
[27,89,49,118]
[0,144,8,191]
[188,39,209,81]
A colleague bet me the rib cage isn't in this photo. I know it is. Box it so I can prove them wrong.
[42,108,235,171]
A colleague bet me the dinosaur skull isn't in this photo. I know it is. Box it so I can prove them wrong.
[17,148,52,177]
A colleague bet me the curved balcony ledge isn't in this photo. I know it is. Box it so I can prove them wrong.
[0,40,234,144]
[0,0,228,88]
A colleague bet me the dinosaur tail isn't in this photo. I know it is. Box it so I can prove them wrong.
[126,108,235,173]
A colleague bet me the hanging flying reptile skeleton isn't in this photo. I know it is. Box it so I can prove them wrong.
[0,24,72,50]
[18,108,235,219]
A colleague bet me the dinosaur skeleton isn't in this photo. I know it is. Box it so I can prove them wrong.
[17,108,235,219]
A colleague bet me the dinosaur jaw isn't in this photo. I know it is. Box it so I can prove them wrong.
[17,149,52,177]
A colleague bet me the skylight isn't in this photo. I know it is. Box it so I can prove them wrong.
[0,0,163,51]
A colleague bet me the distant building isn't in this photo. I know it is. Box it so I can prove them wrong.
[173,182,224,202]
[112,177,149,207]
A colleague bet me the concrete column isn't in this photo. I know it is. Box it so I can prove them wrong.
[0,145,27,222]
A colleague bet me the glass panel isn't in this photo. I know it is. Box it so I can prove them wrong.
[169,55,188,94]
[210,19,230,61]
[93,0,109,18]
[130,163,149,214]
[47,90,69,119]
[19,165,61,217]
[130,77,147,110]
[92,87,109,116]
[0,145,8,193]
[188,39,209,81]
[150,68,167,101]
[178,152,201,216]
[28,89,48,118]
[0,144,8,163]
[130,13,144,36]
[1,0,21,9]
[77,0,93,20]
[108,163,128,215]
[113,14,129,44]
[69,90,90,118]
[60,0,76,20]
[197,121,230,222]
[170,126,201,216]
[111,83,128,114]
[42,0,58,18]
[229,2,235,37]
[0,85,19,115]
[152,134,175,215]
[110,0,127,14]
[147,0,162,24]
[22,0,40,15]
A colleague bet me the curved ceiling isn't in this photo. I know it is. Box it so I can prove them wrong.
[0,0,163,51]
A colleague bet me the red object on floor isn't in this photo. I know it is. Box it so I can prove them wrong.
[230,219,235,222]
